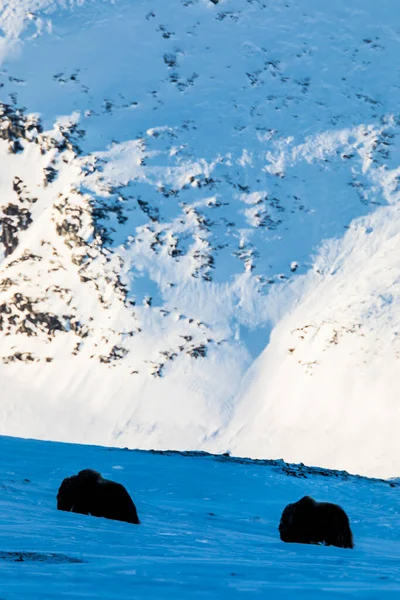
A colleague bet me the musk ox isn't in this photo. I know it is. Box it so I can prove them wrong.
[57,469,140,524]
[278,495,353,549]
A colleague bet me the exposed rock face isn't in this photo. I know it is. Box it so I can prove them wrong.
[0,0,399,477]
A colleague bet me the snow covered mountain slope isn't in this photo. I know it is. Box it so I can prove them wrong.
[1,434,400,599]
[0,0,400,476]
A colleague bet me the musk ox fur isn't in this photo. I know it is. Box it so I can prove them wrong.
[278,495,353,549]
[57,469,140,524]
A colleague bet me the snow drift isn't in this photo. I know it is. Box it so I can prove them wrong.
[1,434,400,598]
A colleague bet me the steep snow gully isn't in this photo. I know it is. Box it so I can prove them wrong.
[0,0,400,477]
[2,435,400,598]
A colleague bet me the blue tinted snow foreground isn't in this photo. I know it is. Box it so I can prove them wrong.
[0,435,399,599]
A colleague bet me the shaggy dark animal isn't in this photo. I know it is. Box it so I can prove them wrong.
[279,495,353,549]
[57,469,140,524]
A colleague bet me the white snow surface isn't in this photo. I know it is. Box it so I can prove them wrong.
[1,434,400,598]
[0,0,400,477]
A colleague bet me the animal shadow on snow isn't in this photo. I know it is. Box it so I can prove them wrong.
[0,551,84,563]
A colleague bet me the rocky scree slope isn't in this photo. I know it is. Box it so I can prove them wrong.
[0,0,399,476]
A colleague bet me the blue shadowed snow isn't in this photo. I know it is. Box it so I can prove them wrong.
[0,435,400,598]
